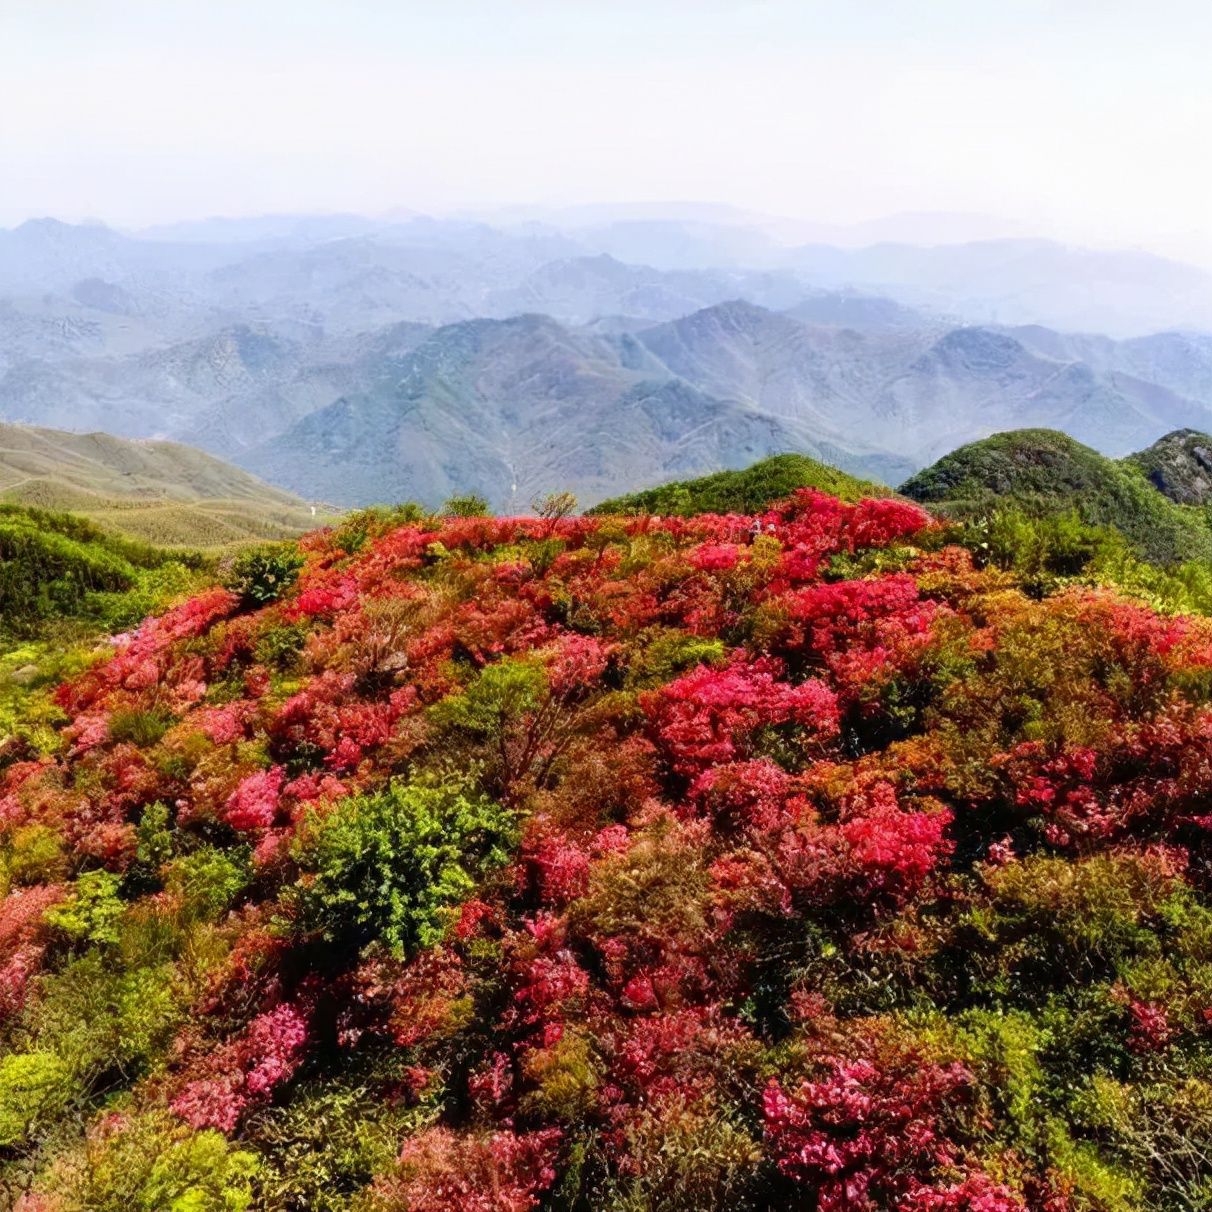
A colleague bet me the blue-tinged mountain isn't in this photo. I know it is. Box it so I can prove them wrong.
[239,313,900,510]
[232,300,1212,511]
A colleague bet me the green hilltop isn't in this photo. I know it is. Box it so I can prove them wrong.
[0,503,208,641]
[900,428,1212,567]
[587,452,891,516]
[1125,428,1212,507]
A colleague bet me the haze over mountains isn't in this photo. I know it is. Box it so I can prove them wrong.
[4,207,1212,510]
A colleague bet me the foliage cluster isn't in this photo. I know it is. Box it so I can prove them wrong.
[0,504,204,638]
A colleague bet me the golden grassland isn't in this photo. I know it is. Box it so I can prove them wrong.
[0,423,333,550]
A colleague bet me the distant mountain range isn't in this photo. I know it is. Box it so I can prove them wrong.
[237,302,1212,509]
[4,212,1212,510]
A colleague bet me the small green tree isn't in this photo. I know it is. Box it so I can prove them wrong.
[531,490,578,523]
[440,494,491,519]
[223,544,304,608]
[429,657,579,801]
[291,779,517,957]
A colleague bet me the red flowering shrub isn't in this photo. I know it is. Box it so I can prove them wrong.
[644,655,839,778]
[171,1002,309,1133]
[0,883,64,1020]
[370,1125,562,1212]
[764,1054,973,1210]
[838,782,953,905]
[223,766,285,832]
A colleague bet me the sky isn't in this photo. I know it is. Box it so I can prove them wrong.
[2,0,1211,261]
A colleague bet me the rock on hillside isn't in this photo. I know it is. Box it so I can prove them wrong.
[1126,428,1212,505]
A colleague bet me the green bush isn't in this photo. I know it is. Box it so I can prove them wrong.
[625,631,726,688]
[428,658,547,738]
[594,1098,764,1212]
[44,869,126,947]
[2,822,67,887]
[243,1059,430,1212]
[332,503,429,554]
[223,544,304,608]
[254,621,310,671]
[0,517,135,630]
[42,1109,259,1212]
[440,493,490,518]
[11,955,181,1116]
[89,559,203,633]
[109,707,176,748]
[0,1050,75,1147]
[164,845,251,923]
[291,778,518,957]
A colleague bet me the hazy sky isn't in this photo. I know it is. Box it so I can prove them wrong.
[3,0,1211,259]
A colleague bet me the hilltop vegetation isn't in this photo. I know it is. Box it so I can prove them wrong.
[0,423,323,550]
[0,502,216,771]
[588,452,890,516]
[7,483,1212,1209]
[901,428,1212,567]
[1126,428,1212,506]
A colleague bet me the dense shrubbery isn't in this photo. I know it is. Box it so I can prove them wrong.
[223,545,306,609]
[0,504,204,637]
[291,779,518,957]
[8,487,1212,1208]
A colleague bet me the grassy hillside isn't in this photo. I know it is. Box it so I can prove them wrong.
[0,422,327,548]
[901,428,1212,566]
[0,503,205,634]
[588,452,891,516]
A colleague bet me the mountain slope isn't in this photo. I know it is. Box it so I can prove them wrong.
[235,302,1212,511]
[10,490,1212,1207]
[0,422,322,547]
[900,428,1212,565]
[241,313,903,510]
[634,303,1212,469]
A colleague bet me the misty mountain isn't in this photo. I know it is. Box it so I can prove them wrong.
[227,302,1212,510]
[238,311,905,510]
[5,216,1212,338]
[5,214,1212,512]
[786,239,1212,336]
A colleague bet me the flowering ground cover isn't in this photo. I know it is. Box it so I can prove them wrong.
[4,489,1212,1210]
